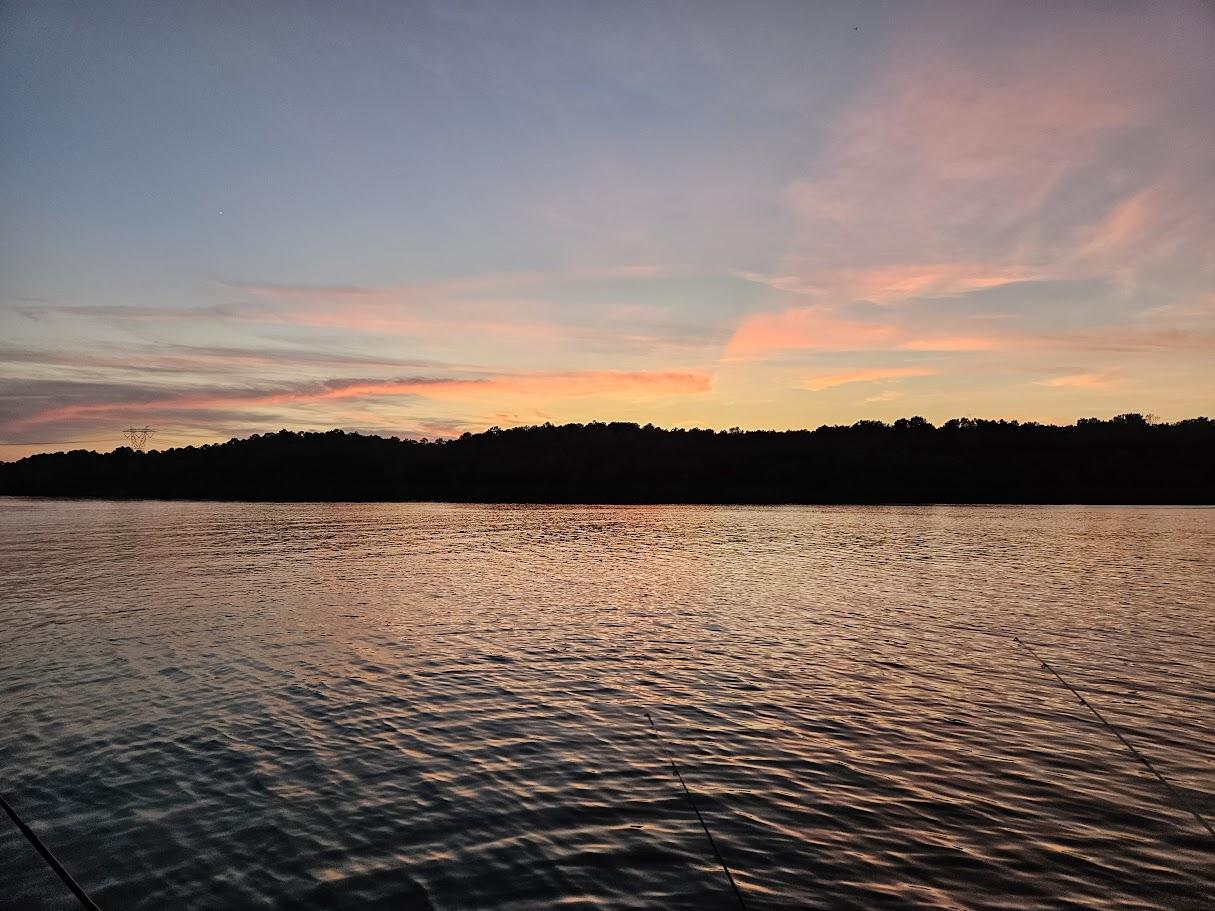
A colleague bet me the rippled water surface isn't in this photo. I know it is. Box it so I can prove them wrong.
[1,500,1212,910]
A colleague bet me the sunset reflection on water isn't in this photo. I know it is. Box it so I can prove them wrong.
[2,501,1212,910]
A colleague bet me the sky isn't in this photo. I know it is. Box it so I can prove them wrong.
[2,0,1213,458]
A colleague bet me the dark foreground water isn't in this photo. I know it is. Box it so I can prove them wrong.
[1,501,1212,910]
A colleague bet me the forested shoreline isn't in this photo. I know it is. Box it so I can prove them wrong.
[1,414,1211,503]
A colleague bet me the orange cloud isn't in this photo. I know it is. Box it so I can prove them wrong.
[801,367,937,392]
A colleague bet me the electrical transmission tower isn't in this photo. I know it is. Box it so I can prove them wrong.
[121,427,155,451]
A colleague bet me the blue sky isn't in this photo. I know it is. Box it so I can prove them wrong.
[2,1,1213,456]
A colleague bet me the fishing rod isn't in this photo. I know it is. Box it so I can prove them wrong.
[644,711,750,911]
[0,791,103,910]
[1012,636,1215,839]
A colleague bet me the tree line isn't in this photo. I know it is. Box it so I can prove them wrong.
[1,413,1211,503]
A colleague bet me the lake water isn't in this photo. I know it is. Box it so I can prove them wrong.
[1,500,1212,910]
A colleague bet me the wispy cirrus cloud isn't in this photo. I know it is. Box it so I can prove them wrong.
[1035,371,1120,390]
[801,367,936,392]
[732,263,1040,304]
[864,390,906,404]
[726,307,897,356]
[782,8,1211,282]
[5,369,713,433]
[1026,327,1215,355]
[725,306,1000,359]
[1137,293,1215,322]
[0,341,450,375]
[225,264,672,302]
[14,264,721,356]
[725,306,1215,361]
[15,302,252,323]
[728,3,1215,369]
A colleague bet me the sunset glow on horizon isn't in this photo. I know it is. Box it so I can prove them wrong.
[3,1,1213,458]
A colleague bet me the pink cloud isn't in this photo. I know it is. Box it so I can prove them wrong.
[723,295,1215,360]
[726,307,898,357]
[782,14,1159,262]
[725,8,1214,379]
[725,305,1000,358]
[737,4,1213,326]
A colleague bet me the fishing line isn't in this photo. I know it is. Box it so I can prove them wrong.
[0,792,103,910]
[644,711,750,911]
[1012,636,1214,839]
